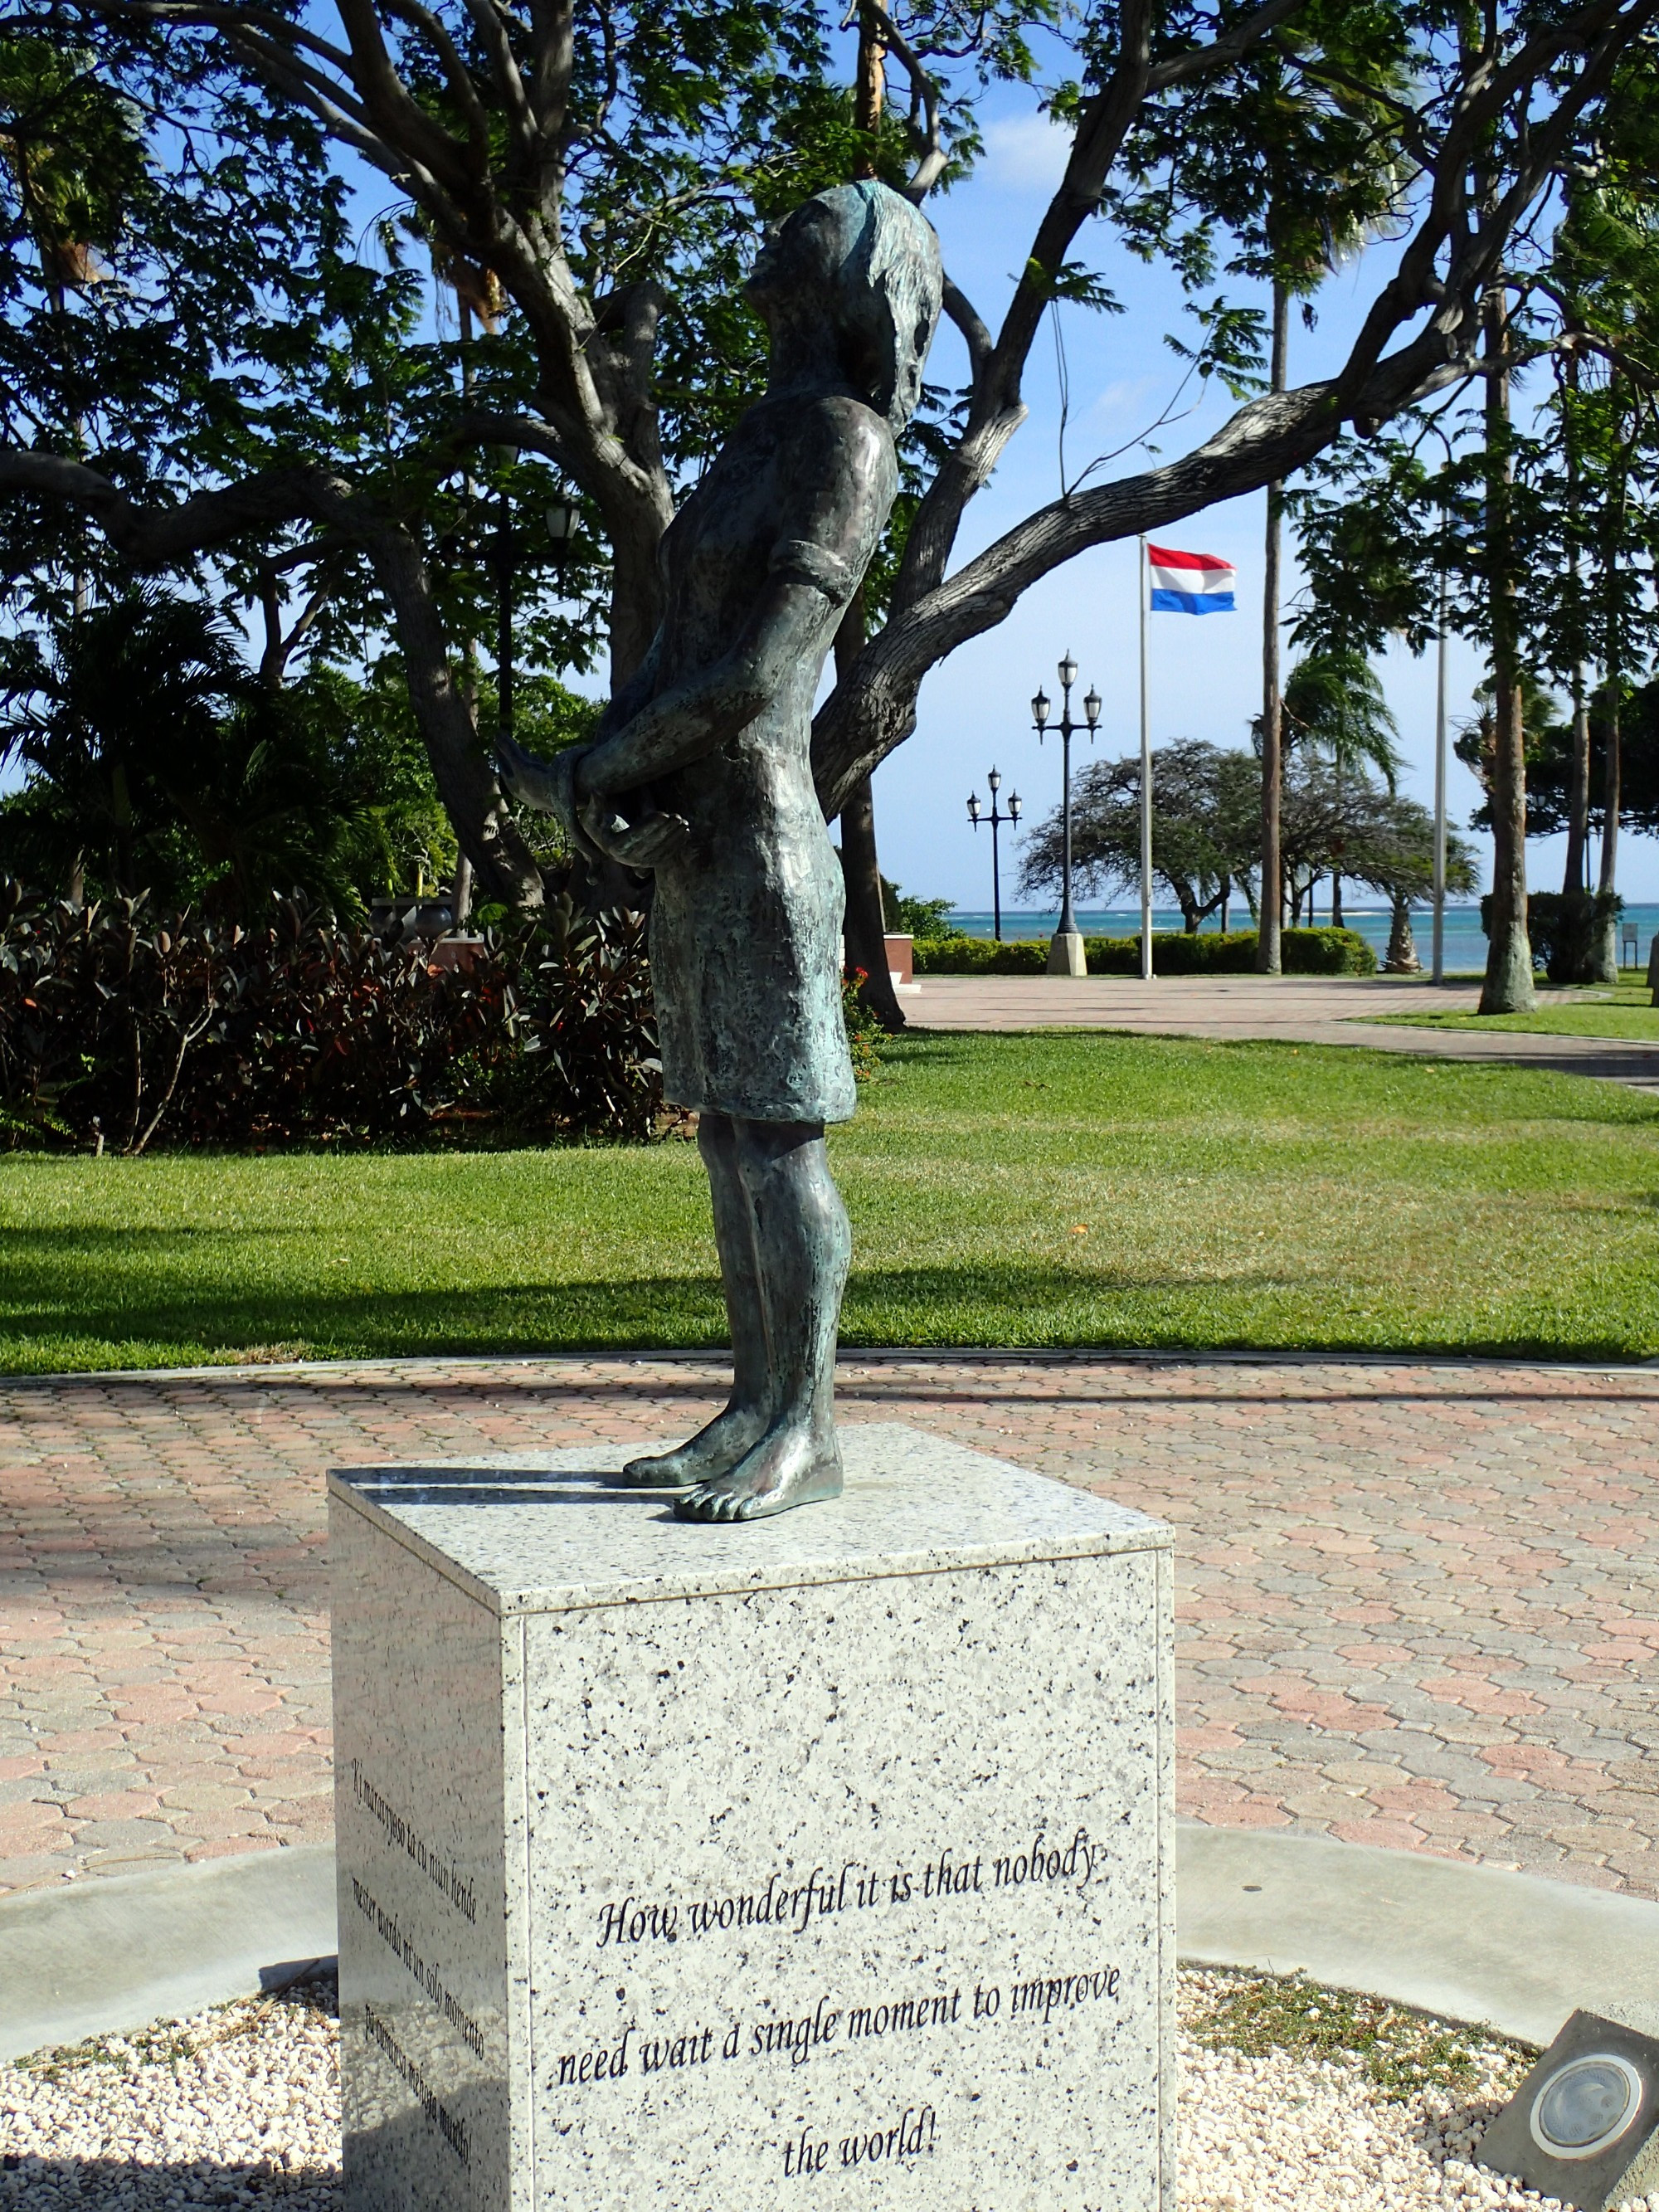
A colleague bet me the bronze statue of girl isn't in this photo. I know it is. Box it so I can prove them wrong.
[502,181,941,1522]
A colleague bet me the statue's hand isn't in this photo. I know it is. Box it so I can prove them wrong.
[497,733,585,837]
[577,793,689,872]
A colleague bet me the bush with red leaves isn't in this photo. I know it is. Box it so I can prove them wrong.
[0,885,662,1152]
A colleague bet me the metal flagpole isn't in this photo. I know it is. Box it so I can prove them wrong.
[1433,557,1448,984]
[1139,534,1153,981]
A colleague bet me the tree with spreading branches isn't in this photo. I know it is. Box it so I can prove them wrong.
[1019,737,1258,931]
[3,0,1657,938]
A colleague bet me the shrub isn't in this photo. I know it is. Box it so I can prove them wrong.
[0,885,662,1152]
[911,927,1376,977]
[1480,889,1622,983]
[841,968,884,1081]
[911,935,1048,975]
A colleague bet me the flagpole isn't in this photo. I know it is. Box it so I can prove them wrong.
[1139,534,1153,981]
[1432,556,1448,985]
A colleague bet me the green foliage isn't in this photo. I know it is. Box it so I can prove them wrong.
[0,37,148,294]
[1288,61,1659,743]
[1163,296,1270,401]
[0,583,248,901]
[1477,890,1623,985]
[1108,0,1416,295]
[1509,675,1659,839]
[0,583,601,915]
[911,935,1045,973]
[911,928,1377,975]
[840,967,883,1083]
[880,879,956,938]
[1280,651,1402,790]
[1187,1971,1507,2105]
[1019,739,1459,925]
[1019,741,1259,932]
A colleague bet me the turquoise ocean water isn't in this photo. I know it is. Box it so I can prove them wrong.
[943,904,1659,977]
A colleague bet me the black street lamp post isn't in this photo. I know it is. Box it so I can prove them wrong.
[966,767,1021,940]
[1031,651,1101,975]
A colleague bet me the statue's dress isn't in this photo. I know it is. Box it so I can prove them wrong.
[620,390,895,1126]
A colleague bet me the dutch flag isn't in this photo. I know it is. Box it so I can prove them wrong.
[1147,543,1236,615]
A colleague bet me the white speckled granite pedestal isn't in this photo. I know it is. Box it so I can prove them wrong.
[328,1422,1175,2212]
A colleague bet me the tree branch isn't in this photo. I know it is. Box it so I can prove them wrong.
[0,449,546,903]
[1146,0,1313,91]
[941,276,993,392]
[857,0,946,198]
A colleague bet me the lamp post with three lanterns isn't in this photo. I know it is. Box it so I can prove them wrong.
[1031,652,1101,976]
[966,769,1021,941]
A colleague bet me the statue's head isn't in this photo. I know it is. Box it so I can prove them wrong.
[745,181,942,434]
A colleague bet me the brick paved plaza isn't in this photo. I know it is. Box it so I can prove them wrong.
[0,1353,1654,1900]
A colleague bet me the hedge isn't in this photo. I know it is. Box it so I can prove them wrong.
[1478,889,1623,984]
[0,887,663,1152]
[911,927,1377,977]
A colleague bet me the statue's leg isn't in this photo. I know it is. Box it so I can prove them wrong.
[676,1118,848,1522]
[617,1113,773,1487]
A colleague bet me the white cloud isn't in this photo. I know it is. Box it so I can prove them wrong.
[977,113,1071,195]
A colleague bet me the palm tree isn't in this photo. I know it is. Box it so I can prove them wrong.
[0,585,250,900]
[1279,650,1402,925]
[1245,29,1415,971]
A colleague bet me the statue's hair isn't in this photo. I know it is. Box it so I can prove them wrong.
[819,181,943,434]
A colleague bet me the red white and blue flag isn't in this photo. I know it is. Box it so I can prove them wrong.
[1147,543,1236,615]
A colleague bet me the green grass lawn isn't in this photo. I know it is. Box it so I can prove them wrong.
[1379,981,1659,1040]
[4,1030,1657,1371]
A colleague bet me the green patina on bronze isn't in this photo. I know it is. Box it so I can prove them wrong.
[501,182,942,1520]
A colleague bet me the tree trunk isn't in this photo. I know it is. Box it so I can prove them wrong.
[833,592,904,1031]
[1562,357,1592,909]
[839,779,902,1030]
[1564,693,1591,897]
[1331,871,1343,928]
[1589,404,1626,988]
[854,3,885,164]
[361,525,546,909]
[1477,284,1535,1016]
[1589,690,1621,984]
[1255,280,1290,977]
[1384,894,1421,972]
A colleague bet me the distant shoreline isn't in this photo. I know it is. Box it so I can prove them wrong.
[931,904,1657,966]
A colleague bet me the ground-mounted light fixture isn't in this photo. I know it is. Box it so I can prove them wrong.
[1478,2010,1659,2212]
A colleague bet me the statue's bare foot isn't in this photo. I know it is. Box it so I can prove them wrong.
[674,1423,843,1522]
[615,1406,769,1489]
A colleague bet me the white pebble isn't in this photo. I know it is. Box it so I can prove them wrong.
[0,1970,1646,2211]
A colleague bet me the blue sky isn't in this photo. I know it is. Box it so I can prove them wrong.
[844,83,1659,914]
[32,37,1652,914]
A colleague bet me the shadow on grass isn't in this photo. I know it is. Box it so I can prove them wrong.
[0,1224,274,1249]
[0,1259,1650,1370]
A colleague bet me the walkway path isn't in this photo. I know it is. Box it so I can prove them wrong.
[909,973,1659,1088]
[2,1355,1653,1900]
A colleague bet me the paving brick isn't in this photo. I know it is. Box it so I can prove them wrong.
[2,1352,1656,1898]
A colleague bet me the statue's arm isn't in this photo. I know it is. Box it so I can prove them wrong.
[494,632,662,828]
[577,408,890,801]
[575,577,844,798]
[593,630,663,739]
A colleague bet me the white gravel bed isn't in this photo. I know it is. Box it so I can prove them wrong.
[1,1967,1654,2210]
